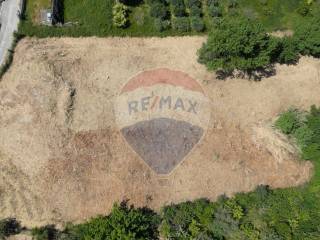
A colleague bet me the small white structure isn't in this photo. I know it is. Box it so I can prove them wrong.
[40,9,52,25]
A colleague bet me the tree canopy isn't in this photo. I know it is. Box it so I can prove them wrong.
[198,17,279,75]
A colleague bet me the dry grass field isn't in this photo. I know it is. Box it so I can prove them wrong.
[0,37,319,226]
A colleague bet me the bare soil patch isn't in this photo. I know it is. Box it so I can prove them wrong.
[0,37,319,226]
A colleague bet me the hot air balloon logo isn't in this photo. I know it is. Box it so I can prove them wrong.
[115,68,211,174]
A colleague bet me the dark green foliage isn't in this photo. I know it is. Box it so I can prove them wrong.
[208,5,222,17]
[160,199,216,239]
[275,105,320,163]
[294,15,320,57]
[185,0,201,8]
[228,0,238,8]
[31,225,58,240]
[172,4,186,16]
[198,17,279,74]
[170,0,186,16]
[172,17,190,32]
[190,17,205,32]
[64,202,160,240]
[0,218,21,239]
[275,108,302,134]
[207,0,219,7]
[150,2,169,19]
[119,0,142,6]
[277,37,300,64]
[296,1,312,16]
[189,5,202,17]
[154,18,171,31]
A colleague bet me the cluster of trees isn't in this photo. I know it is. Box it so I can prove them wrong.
[150,0,205,32]
[198,14,320,78]
[149,0,171,31]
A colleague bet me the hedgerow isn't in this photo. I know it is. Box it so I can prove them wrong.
[172,17,190,32]
[198,13,320,76]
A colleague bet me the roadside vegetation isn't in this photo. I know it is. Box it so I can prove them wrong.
[19,0,320,37]
[2,105,320,239]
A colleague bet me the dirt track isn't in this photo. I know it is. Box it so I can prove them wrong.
[0,37,319,226]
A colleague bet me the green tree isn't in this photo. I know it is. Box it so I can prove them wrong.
[66,202,160,240]
[294,15,320,57]
[198,17,279,75]
[112,2,129,28]
[277,37,300,64]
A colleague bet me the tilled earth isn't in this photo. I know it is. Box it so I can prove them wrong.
[0,37,319,226]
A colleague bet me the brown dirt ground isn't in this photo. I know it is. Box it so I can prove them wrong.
[0,37,319,227]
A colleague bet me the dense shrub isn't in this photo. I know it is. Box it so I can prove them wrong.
[296,1,312,16]
[172,4,186,16]
[160,199,216,239]
[154,18,171,31]
[185,0,201,8]
[190,17,205,32]
[0,218,21,239]
[170,0,186,16]
[228,0,238,8]
[118,0,142,5]
[294,15,320,57]
[150,2,169,19]
[172,17,190,32]
[112,2,129,28]
[64,202,160,240]
[198,17,279,74]
[31,225,58,240]
[207,0,219,7]
[275,109,302,134]
[277,37,300,64]
[189,5,202,17]
[146,0,166,4]
[208,5,222,17]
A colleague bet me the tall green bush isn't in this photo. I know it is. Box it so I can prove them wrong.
[150,2,169,19]
[190,17,204,32]
[64,202,160,240]
[112,2,129,28]
[294,15,320,57]
[198,17,279,74]
[275,109,302,134]
[277,37,300,64]
[172,17,190,32]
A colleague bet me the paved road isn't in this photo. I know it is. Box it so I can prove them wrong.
[0,0,20,66]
